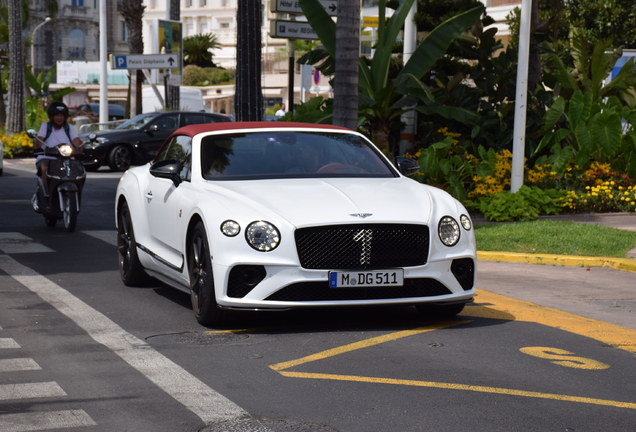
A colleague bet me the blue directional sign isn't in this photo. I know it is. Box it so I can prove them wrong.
[110,54,180,70]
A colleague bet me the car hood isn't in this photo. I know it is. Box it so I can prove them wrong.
[204,177,435,227]
[79,129,136,140]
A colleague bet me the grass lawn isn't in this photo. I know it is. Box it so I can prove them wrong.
[474,220,636,258]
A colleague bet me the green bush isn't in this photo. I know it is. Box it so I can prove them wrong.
[468,186,566,222]
[183,65,235,86]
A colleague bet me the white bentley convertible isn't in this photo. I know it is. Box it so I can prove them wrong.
[115,122,476,325]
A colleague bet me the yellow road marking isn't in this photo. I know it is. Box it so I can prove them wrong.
[467,289,636,354]
[265,290,636,410]
[520,347,610,370]
[269,321,469,371]
[277,371,636,410]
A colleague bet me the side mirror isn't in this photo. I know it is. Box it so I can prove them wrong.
[149,159,182,186]
[394,156,421,177]
[27,129,38,138]
[148,124,160,132]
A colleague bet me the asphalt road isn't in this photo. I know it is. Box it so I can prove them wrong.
[1,159,635,432]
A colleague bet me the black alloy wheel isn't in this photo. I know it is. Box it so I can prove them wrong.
[117,201,149,286]
[108,145,132,171]
[189,222,228,326]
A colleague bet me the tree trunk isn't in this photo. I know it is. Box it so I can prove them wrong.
[6,0,25,135]
[120,0,145,116]
[234,0,263,121]
[167,0,180,110]
[332,0,359,131]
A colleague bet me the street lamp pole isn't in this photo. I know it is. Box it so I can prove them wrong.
[31,17,51,70]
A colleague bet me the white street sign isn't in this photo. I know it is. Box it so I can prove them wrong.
[271,0,338,16]
[270,20,319,40]
[110,54,180,70]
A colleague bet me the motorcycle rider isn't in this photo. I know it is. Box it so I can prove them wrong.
[35,102,82,198]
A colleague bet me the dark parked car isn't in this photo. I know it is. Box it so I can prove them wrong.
[80,111,232,171]
[76,103,127,121]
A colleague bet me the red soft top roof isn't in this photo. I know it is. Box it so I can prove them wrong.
[174,121,352,138]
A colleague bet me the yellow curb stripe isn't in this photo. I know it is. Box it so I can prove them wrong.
[269,321,469,371]
[467,289,636,354]
[277,371,636,410]
[477,251,636,273]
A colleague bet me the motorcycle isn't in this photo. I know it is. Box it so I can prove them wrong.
[27,129,86,232]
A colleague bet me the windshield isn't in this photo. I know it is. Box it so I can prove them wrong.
[201,131,396,180]
[116,113,159,130]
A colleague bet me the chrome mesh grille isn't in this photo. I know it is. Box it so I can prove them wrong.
[295,224,429,270]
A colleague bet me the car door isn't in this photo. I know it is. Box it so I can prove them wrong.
[144,134,193,269]
[138,113,181,162]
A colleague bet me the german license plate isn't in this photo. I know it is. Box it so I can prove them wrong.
[328,269,404,288]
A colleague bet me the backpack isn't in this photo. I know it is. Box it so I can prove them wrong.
[44,121,72,143]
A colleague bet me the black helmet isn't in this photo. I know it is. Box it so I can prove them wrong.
[47,101,69,119]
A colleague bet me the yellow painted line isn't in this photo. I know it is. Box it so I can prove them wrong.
[277,371,636,410]
[466,289,636,354]
[477,251,636,273]
[269,321,469,371]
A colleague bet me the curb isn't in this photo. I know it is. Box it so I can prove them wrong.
[477,251,636,274]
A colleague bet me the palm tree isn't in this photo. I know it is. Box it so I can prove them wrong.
[332,0,359,130]
[183,33,221,68]
[167,0,180,110]
[120,0,145,116]
[6,0,25,134]
[234,0,263,121]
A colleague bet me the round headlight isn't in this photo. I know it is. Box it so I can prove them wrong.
[438,216,460,246]
[58,145,73,157]
[221,220,240,237]
[245,221,280,252]
[460,214,472,231]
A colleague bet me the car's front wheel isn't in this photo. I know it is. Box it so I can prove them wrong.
[108,145,132,171]
[188,222,228,326]
[117,201,150,286]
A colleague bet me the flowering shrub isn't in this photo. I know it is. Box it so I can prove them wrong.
[468,149,513,199]
[1,131,33,158]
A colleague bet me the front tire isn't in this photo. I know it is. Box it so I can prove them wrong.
[117,201,150,286]
[62,191,78,232]
[188,222,228,326]
[108,145,132,171]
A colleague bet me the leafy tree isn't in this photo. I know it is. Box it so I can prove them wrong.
[183,33,221,68]
[534,35,636,178]
[299,0,484,155]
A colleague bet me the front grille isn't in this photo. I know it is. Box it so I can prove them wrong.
[264,278,451,302]
[295,224,429,270]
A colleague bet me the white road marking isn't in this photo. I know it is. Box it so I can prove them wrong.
[0,255,247,424]
[81,230,117,247]
[0,338,21,349]
[0,358,42,373]
[0,233,53,254]
[0,382,66,401]
[0,410,96,431]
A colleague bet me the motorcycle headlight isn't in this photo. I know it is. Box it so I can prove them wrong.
[245,221,280,252]
[58,145,73,157]
[438,216,460,246]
